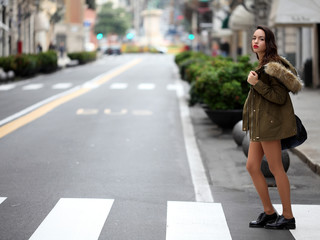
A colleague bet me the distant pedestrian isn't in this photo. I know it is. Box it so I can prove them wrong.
[49,42,56,51]
[59,42,65,58]
[36,43,43,53]
[243,26,303,230]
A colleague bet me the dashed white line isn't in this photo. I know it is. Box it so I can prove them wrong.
[22,84,44,90]
[52,83,73,89]
[138,83,155,90]
[0,84,16,91]
[110,83,128,89]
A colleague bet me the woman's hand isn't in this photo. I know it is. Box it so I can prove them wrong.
[247,71,259,86]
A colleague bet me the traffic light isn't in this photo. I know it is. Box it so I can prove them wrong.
[126,33,134,40]
[188,34,195,40]
[96,33,103,40]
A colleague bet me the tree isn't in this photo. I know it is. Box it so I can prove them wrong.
[94,3,130,37]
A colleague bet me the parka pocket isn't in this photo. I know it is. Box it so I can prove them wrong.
[262,111,281,138]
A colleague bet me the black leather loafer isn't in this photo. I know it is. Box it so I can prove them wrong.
[249,212,278,228]
[265,215,296,230]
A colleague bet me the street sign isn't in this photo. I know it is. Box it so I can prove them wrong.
[200,23,213,28]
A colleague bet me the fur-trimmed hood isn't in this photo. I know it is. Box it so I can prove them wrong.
[264,57,303,94]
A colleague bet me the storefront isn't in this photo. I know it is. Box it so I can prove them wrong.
[269,0,320,88]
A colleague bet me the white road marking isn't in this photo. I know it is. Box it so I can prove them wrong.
[22,84,44,90]
[0,86,82,127]
[274,204,320,239]
[0,197,7,204]
[0,60,142,127]
[110,83,128,89]
[76,109,99,115]
[0,84,16,91]
[175,76,213,202]
[52,83,73,89]
[166,201,232,240]
[138,83,155,90]
[82,82,100,89]
[104,109,128,115]
[29,198,114,240]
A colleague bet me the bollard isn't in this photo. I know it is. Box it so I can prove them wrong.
[232,120,246,146]
[7,71,15,80]
[242,133,250,157]
[242,134,290,177]
[261,151,290,177]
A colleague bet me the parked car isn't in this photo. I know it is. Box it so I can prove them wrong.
[105,46,121,55]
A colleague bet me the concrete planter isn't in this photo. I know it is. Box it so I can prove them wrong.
[203,107,243,129]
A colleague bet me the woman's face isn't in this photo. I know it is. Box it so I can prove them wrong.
[252,29,266,54]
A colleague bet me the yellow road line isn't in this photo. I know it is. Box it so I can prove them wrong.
[0,58,142,139]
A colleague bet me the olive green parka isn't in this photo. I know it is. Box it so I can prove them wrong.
[242,57,303,141]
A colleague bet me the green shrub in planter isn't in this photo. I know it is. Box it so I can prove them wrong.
[174,51,193,65]
[14,54,40,77]
[38,51,58,73]
[68,51,96,64]
[191,55,256,110]
[0,55,16,72]
[178,52,210,81]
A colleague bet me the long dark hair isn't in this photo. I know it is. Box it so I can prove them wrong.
[254,25,283,68]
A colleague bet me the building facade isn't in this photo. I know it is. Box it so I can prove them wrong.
[0,0,90,57]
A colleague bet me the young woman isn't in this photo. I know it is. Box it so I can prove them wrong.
[243,25,302,230]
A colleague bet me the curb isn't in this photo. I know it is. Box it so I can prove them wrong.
[290,148,320,175]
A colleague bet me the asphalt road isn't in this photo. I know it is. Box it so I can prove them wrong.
[0,53,319,240]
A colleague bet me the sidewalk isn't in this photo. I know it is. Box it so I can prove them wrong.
[290,88,320,175]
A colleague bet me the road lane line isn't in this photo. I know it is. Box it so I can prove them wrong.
[52,83,73,89]
[166,201,232,240]
[76,108,99,115]
[274,204,320,239]
[0,197,7,204]
[0,84,16,91]
[137,83,155,90]
[175,76,214,202]
[0,87,90,138]
[109,83,128,89]
[0,58,142,139]
[22,84,44,90]
[29,198,114,240]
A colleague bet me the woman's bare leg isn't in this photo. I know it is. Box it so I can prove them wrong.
[246,141,275,214]
[261,140,294,219]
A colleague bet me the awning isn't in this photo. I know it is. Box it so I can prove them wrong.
[212,29,233,38]
[229,5,254,30]
[269,0,320,26]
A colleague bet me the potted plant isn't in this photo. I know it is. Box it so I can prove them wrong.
[189,55,257,128]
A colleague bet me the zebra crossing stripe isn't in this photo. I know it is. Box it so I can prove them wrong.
[29,198,114,240]
[0,197,7,204]
[22,84,44,90]
[274,204,320,240]
[166,201,232,240]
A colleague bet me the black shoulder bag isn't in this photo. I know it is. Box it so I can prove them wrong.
[281,115,307,150]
